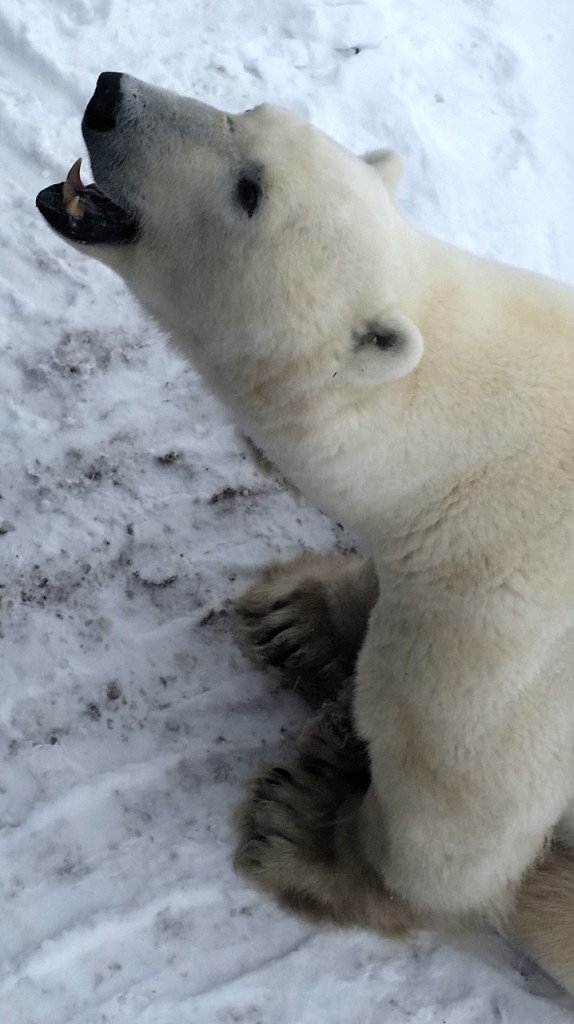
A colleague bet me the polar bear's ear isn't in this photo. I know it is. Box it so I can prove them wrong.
[364,149,404,198]
[349,314,423,384]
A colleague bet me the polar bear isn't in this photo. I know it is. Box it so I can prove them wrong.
[37,73,574,992]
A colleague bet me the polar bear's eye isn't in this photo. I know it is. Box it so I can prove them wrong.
[236,177,262,218]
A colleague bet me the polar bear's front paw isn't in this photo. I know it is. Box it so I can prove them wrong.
[236,554,358,708]
[234,697,376,926]
[234,756,411,936]
[234,760,359,923]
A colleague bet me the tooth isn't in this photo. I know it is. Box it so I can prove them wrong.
[67,157,84,191]
[64,195,85,219]
[62,158,86,216]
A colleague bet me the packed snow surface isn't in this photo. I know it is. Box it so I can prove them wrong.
[2,0,574,1021]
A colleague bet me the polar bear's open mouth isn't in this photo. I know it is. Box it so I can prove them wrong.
[35,158,138,245]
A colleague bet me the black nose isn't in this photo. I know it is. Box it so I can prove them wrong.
[82,72,123,133]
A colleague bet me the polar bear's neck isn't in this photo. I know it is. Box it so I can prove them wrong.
[226,234,570,544]
[178,224,574,574]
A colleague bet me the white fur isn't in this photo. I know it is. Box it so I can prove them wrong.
[77,77,574,921]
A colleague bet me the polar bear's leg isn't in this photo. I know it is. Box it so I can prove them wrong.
[236,554,378,707]
[234,695,574,995]
[234,693,417,936]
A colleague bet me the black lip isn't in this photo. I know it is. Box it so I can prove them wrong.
[36,181,138,246]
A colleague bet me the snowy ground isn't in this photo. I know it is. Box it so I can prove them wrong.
[2,0,574,1021]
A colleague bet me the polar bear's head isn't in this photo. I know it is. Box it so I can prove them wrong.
[38,75,423,402]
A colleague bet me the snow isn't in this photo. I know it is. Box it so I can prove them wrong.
[1,0,574,1020]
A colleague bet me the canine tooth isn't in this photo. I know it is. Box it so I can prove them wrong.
[67,157,84,191]
[63,158,86,213]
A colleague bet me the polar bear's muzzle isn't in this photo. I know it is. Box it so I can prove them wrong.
[36,72,139,246]
[36,72,231,250]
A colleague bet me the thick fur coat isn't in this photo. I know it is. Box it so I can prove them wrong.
[43,74,574,994]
